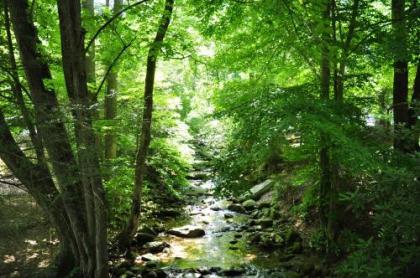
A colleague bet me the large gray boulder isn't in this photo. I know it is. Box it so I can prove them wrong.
[250,179,273,200]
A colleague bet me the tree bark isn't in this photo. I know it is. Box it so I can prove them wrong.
[319,0,334,248]
[83,0,103,158]
[104,0,123,160]
[57,0,108,276]
[3,0,45,164]
[408,62,420,151]
[9,0,106,276]
[392,0,410,152]
[118,0,174,247]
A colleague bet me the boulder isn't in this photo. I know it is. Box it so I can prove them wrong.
[134,232,155,246]
[257,218,273,228]
[168,226,205,238]
[187,171,210,180]
[156,208,181,218]
[242,199,257,210]
[224,213,234,219]
[143,241,170,253]
[141,253,158,262]
[227,203,245,213]
[250,179,273,200]
[222,267,246,276]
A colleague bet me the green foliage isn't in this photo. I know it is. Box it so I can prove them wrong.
[148,138,191,197]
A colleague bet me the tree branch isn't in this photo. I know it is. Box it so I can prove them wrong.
[85,0,150,52]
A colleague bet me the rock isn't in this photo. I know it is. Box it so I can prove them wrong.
[197,267,211,275]
[143,241,169,253]
[142,270,158,278]
[258,232,283,249]
[224,213,234,219]
[154,269,167,278]
[250,210,259,218]
[227,203,245,213]
[223,267,246,276]
[210,206,221,211]
[181,273,201,278]
[157,208,181,218]
[141,253,158,262]
[134,232,155,246]
[238,192,252,202]
[209,266,222,273]
[187,171,209,180]
[219,226,231,233]
[250,179,273,200]
[242,199,257,210]
[257,201,271,209]
[257,218,273,228]
[168,226,205,238]
[186,186,208,196]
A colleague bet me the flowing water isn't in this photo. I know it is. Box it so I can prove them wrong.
[153,174,285,277]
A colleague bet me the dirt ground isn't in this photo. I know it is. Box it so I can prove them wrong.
[0,192,58,278]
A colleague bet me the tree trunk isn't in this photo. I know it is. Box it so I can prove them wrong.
[319,0,334,248]
[83,0,103,157]
[3,0,45,163]
[392,0,410,152]
[9,0,106,276]
[118,0,175,247]
[104,0,123,160]
[408,62,420,151]
[334,0,360,101]
[57,0,108,276]
[0,110,78,276]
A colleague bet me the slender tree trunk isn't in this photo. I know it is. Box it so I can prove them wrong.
[335,0,360,101]
[57,0,108,276]
[104,0,123,160]
[83,0,103,157]
[3,0,45,163]
[408,62,420,151]
[392,0,410,152]
[319,0,334,248]
[118,0,175,247]
[329,0,360,244]
[83,0,96,93]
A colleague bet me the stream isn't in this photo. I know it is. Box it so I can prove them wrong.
[111,158,326,277]
[151,170,288,277]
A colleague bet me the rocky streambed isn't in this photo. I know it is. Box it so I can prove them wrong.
[110,169,328,278]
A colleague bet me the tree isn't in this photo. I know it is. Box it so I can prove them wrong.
[391,0,410,152]
[8,0,108,276]
[118,0,175,247]
[104,0,123,160]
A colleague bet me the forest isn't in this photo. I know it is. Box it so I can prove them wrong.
[0,0,419,277]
